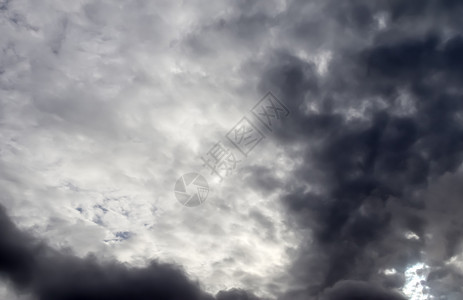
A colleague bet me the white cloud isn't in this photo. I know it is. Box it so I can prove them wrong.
[0,0,297,298]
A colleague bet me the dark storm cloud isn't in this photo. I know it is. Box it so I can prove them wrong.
[251,0,463,299]
[0,205,264,300]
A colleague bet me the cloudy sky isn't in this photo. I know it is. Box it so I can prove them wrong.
[1,0,463,299]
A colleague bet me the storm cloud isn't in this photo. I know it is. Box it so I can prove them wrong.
[1,0,463,299]
[253,0,463,299]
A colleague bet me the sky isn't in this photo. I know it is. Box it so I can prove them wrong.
[0,0,463,299]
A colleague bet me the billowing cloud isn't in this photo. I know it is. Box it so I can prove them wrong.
[1,0,463,299]
[252,0,463,299]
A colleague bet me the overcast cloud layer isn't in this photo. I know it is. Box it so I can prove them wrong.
[1,0,463,299]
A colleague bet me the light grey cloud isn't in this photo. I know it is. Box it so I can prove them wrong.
[0,0,298,299]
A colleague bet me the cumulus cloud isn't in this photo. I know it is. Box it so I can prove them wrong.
[1,0,463,299]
